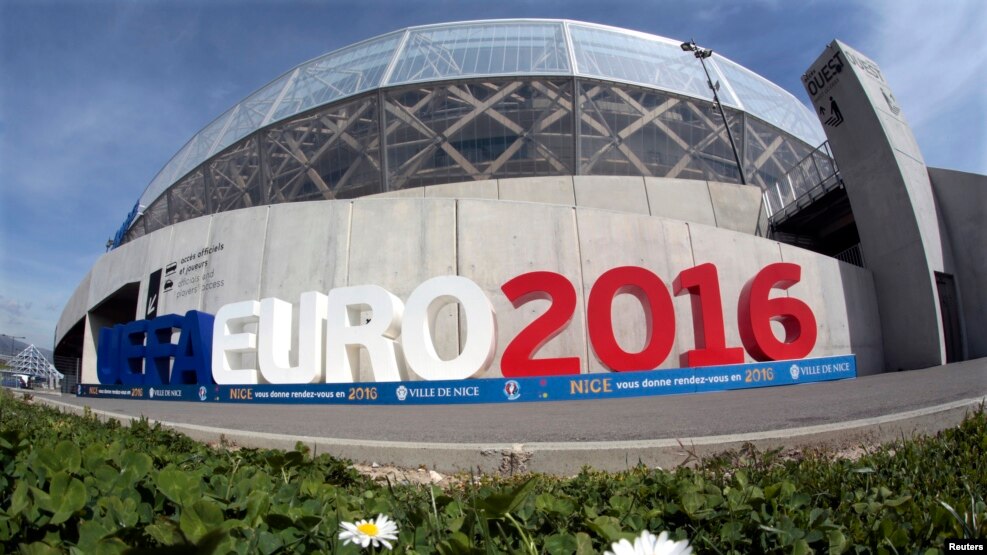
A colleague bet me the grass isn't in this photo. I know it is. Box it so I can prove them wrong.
[0,390,984,554]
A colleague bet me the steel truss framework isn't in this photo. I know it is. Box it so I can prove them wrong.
[125,77,816,243]
[3,345,63,383]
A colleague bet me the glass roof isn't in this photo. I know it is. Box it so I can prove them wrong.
[133,19,824,218]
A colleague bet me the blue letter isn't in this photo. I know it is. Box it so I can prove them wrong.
[144,314,183,385]
[171,310,215,385]
[96,325,122,384]
[118,320,148,385]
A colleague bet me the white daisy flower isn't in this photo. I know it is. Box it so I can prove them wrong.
[604,530,692,555]
[338,514,399,550]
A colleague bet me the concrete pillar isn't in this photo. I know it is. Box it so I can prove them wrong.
[803,40,945,370]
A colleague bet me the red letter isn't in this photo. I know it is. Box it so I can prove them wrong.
[673,263,745,367]
[738,263,818,361]
[501,271,580,377]
[587,267,675,371]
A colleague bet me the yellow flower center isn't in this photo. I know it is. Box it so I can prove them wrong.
[357,522,380,536]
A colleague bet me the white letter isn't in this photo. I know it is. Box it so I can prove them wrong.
[258,292,327,384]
[402,276,496,380]
[212,300,260,384]
[325,285,405,383]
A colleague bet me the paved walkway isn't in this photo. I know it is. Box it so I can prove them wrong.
[35,358,987,474]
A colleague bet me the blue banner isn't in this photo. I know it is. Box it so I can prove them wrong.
[76,355,855,405]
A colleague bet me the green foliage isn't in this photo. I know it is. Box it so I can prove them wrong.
[1,388,984,553]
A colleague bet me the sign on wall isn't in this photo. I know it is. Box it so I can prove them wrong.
[94,261,820,387]
[79,354,856,405]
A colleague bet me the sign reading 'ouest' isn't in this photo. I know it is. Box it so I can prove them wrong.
[97,262,819,386]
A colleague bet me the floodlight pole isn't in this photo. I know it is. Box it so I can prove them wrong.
[681,39,747,185]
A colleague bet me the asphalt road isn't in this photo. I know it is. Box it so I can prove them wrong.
[40,358,986,444]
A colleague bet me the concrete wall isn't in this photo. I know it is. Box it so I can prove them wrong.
[929,168,987,359]
[644,177,716,227]
[55,271,92,343]
[61,175,766,349]
[61,184,886,383]
[369,175,764,232]
[707,181,765,235]
[804,41,946,370]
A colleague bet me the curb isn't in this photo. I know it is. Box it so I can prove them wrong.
[36,395,985,475]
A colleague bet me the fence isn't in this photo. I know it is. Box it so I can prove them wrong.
[53,355,81,393]
[762,141,841,220]
[835,244,866,267]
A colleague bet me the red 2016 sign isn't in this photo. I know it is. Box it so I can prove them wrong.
[501,262,817,377]
[209,262,817,385]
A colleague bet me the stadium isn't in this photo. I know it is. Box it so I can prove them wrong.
[52,20,985,394]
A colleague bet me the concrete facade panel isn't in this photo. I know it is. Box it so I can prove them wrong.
[260,201,350,302]
[867,249,943,370]
[87,242,147,315]
[929,168,987,359]
[778,244,883,375]
[200,207,270,312]
[498,176,576,205]
[573,176,649,215]
[425,180,498,199]
[56,271,91,344]
[643,177,716,227]
[370,188,426,199]
[804,41,945,370]
[456,200,587,377]
[836,263,885,374]
[156,216,213,316]
[81,313,102,383]
[707,181,764,235]
[897,154,945,271]
[348,198,458,380]
[134,225,178,319]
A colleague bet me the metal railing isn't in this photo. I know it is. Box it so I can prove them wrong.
[762,141,842,221]
[835,244,865,267]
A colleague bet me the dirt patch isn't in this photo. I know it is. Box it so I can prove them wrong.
[353,463,467,488]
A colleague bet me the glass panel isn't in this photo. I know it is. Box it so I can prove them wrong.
[214,72,293,153]
[387,22,570,85]
[264,95,383,201]
[167,170,206,225]
[182,111,231,174]
[271,32,400,122]
[142,195,171,235]
[568,24,734,105]
[744,115,815,191]
[124,218,146,242]
[384,79,574,190]
[578,81,742,183]
[140,139,195,209]
[713,56,824,146]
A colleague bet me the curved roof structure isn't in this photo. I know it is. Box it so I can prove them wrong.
[123,19,823,238]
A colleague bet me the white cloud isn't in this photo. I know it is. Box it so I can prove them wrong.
[860,0,987,173]
[0,295,32,320]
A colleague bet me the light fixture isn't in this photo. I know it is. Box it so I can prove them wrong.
[680,38,746,184]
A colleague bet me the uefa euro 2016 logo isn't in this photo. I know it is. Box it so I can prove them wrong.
[790,364,801,381]
[504,380,520,400]
[395,385,408,402]
[198,386,208,401]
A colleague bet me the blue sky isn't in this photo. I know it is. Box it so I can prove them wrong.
[1,0,984,349]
